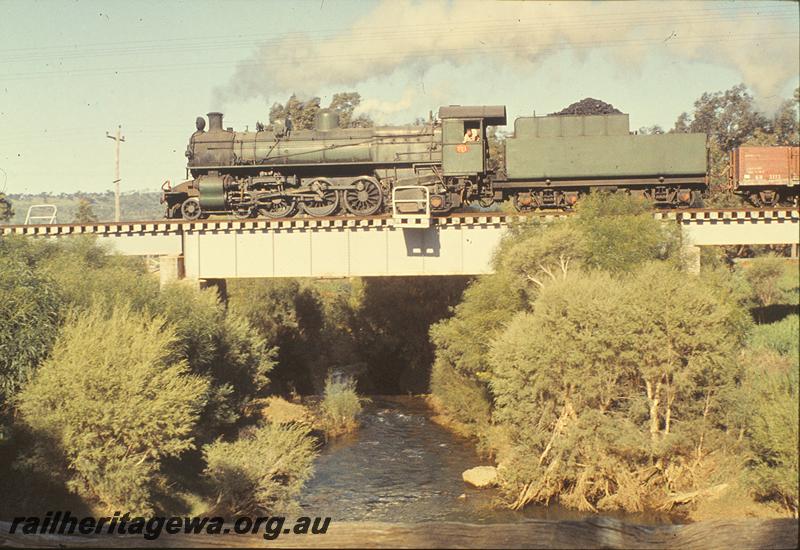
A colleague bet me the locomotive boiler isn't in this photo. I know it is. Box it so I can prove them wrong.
[162,105,709,220]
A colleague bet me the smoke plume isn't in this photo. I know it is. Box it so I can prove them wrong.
[215,1,799,115]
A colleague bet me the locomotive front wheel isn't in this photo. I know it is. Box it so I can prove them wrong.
[258,198,298,219]
[180,198,202,220]
[301,190,340,217]
[343,178,383,216]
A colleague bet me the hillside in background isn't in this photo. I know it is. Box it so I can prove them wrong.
[5,191,164,224]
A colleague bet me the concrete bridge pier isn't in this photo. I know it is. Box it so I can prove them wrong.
[683,244,702,274]
[159,255,185,287]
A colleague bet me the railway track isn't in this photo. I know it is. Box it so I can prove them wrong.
[3,207,799,237]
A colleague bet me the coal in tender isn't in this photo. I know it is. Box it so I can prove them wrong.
[551,98,623,116]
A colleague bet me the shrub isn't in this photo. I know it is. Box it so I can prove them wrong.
[737,351,799,514]
[742,256,799,309]
[429,358,491,439]
[319,376,363,437]
[749,315,800,361]
[157,284,275,431]
[17,305,209,514]
[39,237,159,312]
[203,422,316,515]
[0,257,62,407]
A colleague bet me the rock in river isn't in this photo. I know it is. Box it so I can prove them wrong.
[462,466,498,488]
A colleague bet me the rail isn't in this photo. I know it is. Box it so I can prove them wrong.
[2,207,798,236]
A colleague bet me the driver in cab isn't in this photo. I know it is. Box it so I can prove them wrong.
[463,128,480,143]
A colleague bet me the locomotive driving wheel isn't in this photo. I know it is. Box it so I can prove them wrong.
[258,197,298,219]
[343,177,383,216]
[180,197,202,220]
[231,205,253,219]
[301,178,340,217]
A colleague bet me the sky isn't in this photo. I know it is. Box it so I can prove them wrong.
[0,0,798,195]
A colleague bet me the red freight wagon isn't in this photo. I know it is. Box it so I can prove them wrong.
[730,146,799,206]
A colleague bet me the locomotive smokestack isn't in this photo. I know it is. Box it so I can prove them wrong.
[207,112,224,132]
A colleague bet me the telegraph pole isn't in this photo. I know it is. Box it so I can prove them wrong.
[106,125,125,222]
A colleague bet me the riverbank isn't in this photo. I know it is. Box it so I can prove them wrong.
[2,518,797,548]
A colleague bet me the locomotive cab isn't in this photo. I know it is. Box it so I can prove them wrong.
[438,105,507,176]
[391,106,506,225]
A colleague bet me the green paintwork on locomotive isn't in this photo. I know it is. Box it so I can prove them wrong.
[197,176,226,210]
[188,111,441,174]
[505,114,707,180]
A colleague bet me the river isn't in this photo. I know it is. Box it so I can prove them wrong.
[299,396,676,525]
[3,396,796,548]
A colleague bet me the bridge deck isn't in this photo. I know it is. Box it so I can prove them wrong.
[2,209,798,280]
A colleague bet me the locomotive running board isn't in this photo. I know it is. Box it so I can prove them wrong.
[391,186,431,228]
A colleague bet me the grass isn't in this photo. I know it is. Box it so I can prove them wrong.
[318,376,364,438]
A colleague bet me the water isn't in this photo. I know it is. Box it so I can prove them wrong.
[299,396,677,525]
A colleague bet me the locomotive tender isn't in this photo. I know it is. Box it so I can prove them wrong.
[162,105,709,220]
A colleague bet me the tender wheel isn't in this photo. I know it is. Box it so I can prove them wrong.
[180,197,202,220]
[343,177,383,216]
[258,197,298,219]
[512,193,535,212]
[747,192,762,208]
[690,190,704,208]
[301,179,339,217]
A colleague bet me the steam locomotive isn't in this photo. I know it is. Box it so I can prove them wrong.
[162,106,710,220]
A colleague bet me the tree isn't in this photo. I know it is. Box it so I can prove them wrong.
[228,279,325,394]
[264,91,373,131]
[487,264,749,512]
[17,306,209,514]
[430,193,682,442]
[625,263,749,449]
[489,272,647,512]
[673,84,770,151]
[0,193,13,223]
[673,84,799,204]
[268,94,321,131]
[328,92,373,128]
[73,197,98,223]
[637,125,664,135]
[487,128,507,174]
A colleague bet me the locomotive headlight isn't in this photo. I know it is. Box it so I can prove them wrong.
[430,195,444,209]
[678,190,692,203]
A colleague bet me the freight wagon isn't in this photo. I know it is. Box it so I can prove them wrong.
[730,146,800,206]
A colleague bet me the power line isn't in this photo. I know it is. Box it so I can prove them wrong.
[1,31,796,82]
[0,5,793,64]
